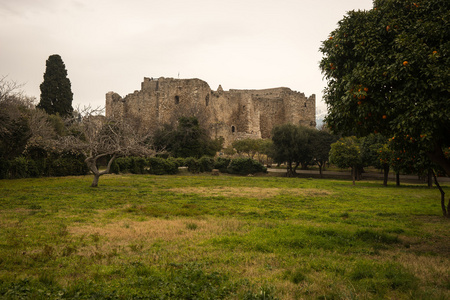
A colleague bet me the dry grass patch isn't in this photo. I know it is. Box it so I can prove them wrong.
[68,217,249,250]
[383,250,450,289]
[168,187,332,199]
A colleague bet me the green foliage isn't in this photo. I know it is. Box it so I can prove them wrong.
[37,55,73,118]
[185,157,201,173]
[0,158,10,179]
[111,157,128,174]
[130,157,146,174]
[329,136,361,170]
[8,156,29,178]
[47,113,66,136]
[320,0,450,175]
[47,152,88,177]
[0,102,31,160]
[214,157,231,172]
[112,156,179,175]
[198,156,215,172]
[232,138,259,158]
[170,157,186,168]
[310,129,338,172]
[148,157,178,175]
[0,151,88,179]
[227,158,267,175]
[271,124,317,174]
[360,133,388,169]
[152,117,223,158]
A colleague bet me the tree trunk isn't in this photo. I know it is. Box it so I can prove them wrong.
[286,162,294,177]
[352,166,356,185]
[427,169,433,188]
[432,170,448,217]
[293,162,300,174]
[396,172,400,186]
[383,164,389,186]
[319,163,323,178]
[85,153,116,188]
[91,173,100,187]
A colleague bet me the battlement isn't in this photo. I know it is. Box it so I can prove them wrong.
[106,77,315,145]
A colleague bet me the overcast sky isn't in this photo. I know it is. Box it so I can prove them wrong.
[1,0,373,114]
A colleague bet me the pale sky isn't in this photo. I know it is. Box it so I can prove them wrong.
[0,0,374,115]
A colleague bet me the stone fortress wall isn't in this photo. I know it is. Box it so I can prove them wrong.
[106,77,316,146]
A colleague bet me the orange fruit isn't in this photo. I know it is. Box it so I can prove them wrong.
[403,61,408,66]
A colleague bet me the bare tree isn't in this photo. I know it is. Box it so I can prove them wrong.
[0,75,25,103]
[61,108,154,187]
[0,76,47,159]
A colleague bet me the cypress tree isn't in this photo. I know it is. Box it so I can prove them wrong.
[37,54,73,117]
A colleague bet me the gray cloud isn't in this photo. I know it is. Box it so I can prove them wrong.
[0,0,373,110]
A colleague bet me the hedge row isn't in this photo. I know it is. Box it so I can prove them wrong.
[0,155,267,179]
[0,154,88,179]
[111,157,181,175]
[111,156,267,175]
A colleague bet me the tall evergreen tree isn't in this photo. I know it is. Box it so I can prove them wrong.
[37,54,73,117]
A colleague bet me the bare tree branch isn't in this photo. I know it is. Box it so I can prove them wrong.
[59,107,155,187]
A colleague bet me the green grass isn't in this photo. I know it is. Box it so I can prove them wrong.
[0,174,449,299]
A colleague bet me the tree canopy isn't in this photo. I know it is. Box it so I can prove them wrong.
[320,0,450,176]
[329,136,362,185]
[152,117,223,158]
[271,124,317,176]
[37,54,74,118]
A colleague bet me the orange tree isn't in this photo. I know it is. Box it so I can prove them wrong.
[320,0,449,174]
[320,0,449,215]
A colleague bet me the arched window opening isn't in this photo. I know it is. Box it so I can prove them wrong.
[175,95,180,105]
[231,126,236,133]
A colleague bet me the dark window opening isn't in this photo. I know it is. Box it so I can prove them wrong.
[231,126,236,133]
[304,103,307,107]
[205,94,210,106]
[175,95,180,105]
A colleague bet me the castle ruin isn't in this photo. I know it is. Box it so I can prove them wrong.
[106,77,316,145]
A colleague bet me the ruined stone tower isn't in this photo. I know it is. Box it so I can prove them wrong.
[106,77,316,145]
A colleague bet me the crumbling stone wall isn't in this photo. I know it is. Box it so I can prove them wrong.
[106,77,315,146]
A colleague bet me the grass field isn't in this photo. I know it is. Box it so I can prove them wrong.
[0,173,449,299]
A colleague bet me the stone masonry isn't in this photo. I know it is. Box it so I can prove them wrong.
[106,77,316,146]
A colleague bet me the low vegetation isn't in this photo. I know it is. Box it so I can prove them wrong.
[0,174,448,299]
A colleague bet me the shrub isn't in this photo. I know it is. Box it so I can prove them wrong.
[185,157,201,173]
[214,157,231,172]
[26,159,40,178]
[0,158,11,179]
[148,157,178,175]
[227,158,267,175]
[48,156,87,177]
[9,156,29,178]
[111,157,133,174]
[198,156,215,172]
[130,157,146,174]
[169,157,185,168]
